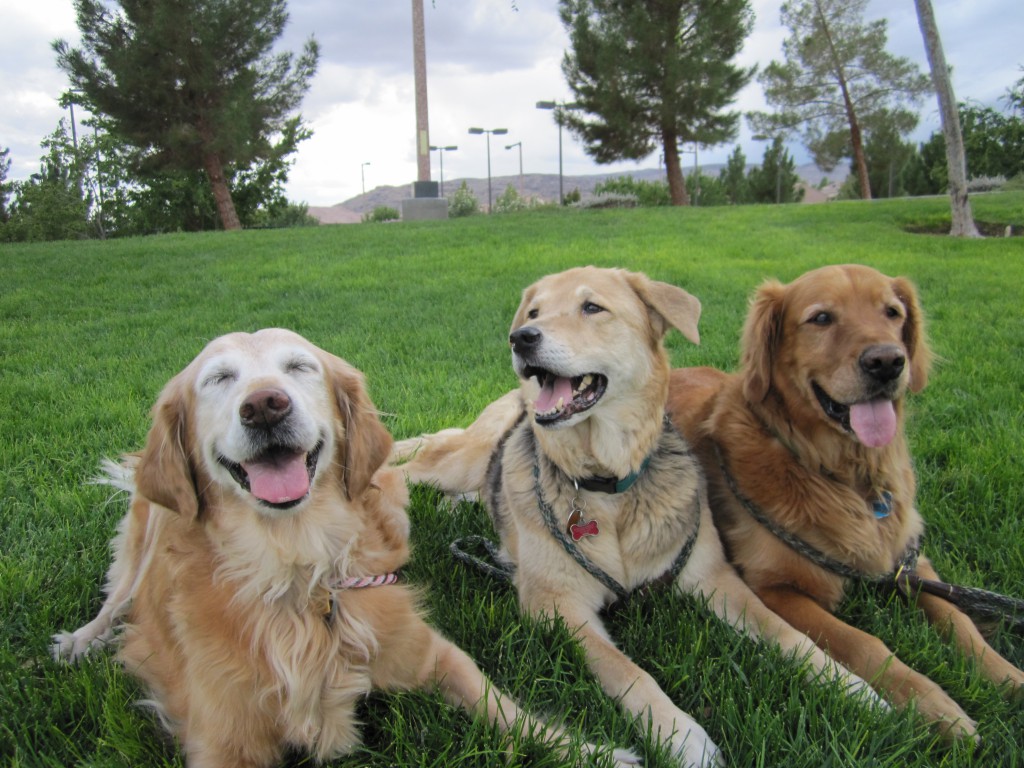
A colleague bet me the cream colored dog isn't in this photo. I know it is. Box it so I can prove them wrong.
[52,328,635,768]
[394,267,879,767]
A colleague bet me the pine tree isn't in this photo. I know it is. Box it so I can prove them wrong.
[54,0,318,230]
[747,137,803,204]
[559,0,755,206]
[750,0,930,201]
[721,146,750,204]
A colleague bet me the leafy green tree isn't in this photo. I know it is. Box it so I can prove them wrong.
[750,0,931,200]
[959,103,1024,180]
[861,112,918,198]
[559,0,755,206]
[720,145,751,204]
[1006,67,1024,117]
[54,0,318,231]
[747,137,803,204]
[2,122,91,242]
[687,171,728,206]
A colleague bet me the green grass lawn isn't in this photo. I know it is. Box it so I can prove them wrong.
[3,193,1023,767]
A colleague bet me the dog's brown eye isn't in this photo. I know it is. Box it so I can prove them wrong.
[885,305,902,319]
[809,311,832,326]
[527,308,539,320]
[582,301,605,315]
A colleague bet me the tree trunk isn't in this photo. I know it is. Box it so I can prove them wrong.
[913,0,979,237]
[845,94,872,200]
[662,129,690,206]
[814,0,870,200]
[203,151,242,231]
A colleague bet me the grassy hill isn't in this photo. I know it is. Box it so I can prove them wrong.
[3,193,1023,767]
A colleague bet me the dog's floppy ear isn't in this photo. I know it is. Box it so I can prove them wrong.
[328,356,393,500]
[893,276,933,393]
[510,284,538,333]
[628,273,701,345]
[740,279,786,403]
[135,371,202,520]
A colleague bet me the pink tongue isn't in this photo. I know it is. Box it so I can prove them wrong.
[849,400,897,448]
[242,452,310,504]
[535,376,573,413]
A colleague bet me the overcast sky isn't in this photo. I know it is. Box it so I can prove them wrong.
[3,0,1021,207]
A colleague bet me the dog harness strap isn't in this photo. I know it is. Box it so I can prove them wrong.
[533,457,631,602]
[529,420,700,605]
[713,441,920,585]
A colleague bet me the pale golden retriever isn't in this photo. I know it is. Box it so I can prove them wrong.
[393,267,879,768]
[52,328,632,768]
[668,264,1024,740]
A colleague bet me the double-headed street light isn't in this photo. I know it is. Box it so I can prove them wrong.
[505,141,523,194]
[536,100,579,205]
[468,127,508,212]
[429,145,458,196]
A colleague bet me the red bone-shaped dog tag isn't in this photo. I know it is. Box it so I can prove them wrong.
[567,508,600,541]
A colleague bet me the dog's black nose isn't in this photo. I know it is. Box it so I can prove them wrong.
[510,326,542,353]
[240,388,292,429]
[859,345,906,383]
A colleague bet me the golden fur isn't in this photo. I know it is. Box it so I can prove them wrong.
[52,328,630,768]
[393,267,879,768]
[668,264,1024,740]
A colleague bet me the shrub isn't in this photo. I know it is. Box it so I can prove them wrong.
[362,205,400,223]
[594,176,670,207]
[448,181,479,218]
[493,184,527,214]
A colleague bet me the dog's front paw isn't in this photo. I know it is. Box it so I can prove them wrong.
[51,627,112,663]
[669,727,723,768]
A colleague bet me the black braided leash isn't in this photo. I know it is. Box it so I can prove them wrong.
[714,441,1024,632]
[450,535,516,583]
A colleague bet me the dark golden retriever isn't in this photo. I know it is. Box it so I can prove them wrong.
[52,328,631,767]
[668,264,1024,740]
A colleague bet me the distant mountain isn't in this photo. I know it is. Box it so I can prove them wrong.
[308,163,849,224]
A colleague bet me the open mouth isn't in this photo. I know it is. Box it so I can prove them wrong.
[813,383,852,430]
[524,366,607,425]
[218,441,322,510]
[812,382,897,448]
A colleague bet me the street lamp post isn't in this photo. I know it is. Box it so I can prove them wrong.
[361,162,371,195]
[429,145,458,196]
[535,100,579,205]
[505,141,523,194]
[468,127,508,212]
